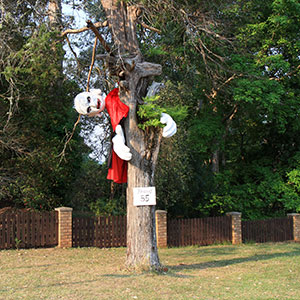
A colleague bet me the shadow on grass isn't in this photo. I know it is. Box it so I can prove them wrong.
[169,249,300,273]
[170,245,239,257]
[8,263,63,270]
[102,272,192,278]
[0,279,103,293]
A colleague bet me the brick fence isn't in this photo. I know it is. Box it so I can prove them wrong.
[53,208,300,248]
[1,208,299,250]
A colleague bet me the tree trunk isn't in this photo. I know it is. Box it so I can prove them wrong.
[101,0,162,269]
[48,0,62,27]
[212,149,220,173]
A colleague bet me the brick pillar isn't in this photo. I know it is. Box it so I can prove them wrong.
[287,213,300,242]
[226,212,242,245]
[155,210,167,248]
[55,207,73,248]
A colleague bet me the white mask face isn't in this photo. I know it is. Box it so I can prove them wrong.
[74,91,105,116]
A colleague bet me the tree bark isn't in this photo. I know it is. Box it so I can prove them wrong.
[48,0,62,27]
[211,148,220,173]
[100,0,162,270]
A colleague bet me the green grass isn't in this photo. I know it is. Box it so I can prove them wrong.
[1,243,300,299]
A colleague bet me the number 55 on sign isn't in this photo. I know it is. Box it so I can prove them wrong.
[133,187,156,206]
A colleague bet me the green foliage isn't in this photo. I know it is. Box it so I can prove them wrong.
[2,0,300,221]
[137,95,165,130]
[3,24,64,96]
[137,91,189,131]
[89,196,126,216]
[66,159,126,215]
[0,16,85,210]
[199,161,300,220]
[14,238,22,250]
[151,0,300,220]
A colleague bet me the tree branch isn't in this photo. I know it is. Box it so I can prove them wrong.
[86,20,112,54]
[61,20,108,37]
[204,73,243,100]
[65,35,81,67]
[270,64,300,82]
[135,62,162,78]
[222,104,238,123]
[137,21,161,34]
[57,115,81,163]
[86,37,98,92]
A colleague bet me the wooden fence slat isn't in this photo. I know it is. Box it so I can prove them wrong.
[87,218,91,246]
[120,216,123,246]
[16,212,21,247]
[115,216,119,247]
[12,213,17,248]
[48,212,53,246]
[111,217,114,247]
[47,212,53,246]
[100,216,103,247]
[7,213,12,248]
[41,212,46,247]
[5,213,9,248]
[0,213,3,249]
[36,213,40,247]
[95,217,99,247]
[45,212,50,246]
[106,217,110,248]
[72,217,77,247]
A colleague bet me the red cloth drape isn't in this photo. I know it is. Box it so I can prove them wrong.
[105,88,129,184]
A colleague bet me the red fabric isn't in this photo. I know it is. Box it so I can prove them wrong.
[105,88,129,131]
[107,152,128,183]
[105,88,129,184]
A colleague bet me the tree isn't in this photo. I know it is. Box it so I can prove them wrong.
[139,0,300,220]
[0,0,85,210]
[63,0,170,269]
[101,0,166,270]
[190,0,300,219]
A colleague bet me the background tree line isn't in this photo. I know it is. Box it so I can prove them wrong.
[0,0,299,220]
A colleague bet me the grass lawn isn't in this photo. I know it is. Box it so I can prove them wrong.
[0,242,300,300]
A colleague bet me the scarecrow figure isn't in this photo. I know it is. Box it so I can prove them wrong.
[74,88,176,183]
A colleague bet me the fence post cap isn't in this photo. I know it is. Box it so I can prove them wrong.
[55,207,73,212]
[155,210,167,214]
[287,213,300,217]
[226,212,242,216]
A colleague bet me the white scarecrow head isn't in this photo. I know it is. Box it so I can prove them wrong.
[74,89,106,117]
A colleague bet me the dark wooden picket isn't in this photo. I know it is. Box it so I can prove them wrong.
[242,217,293,243]
[0,210,58,249]
[167,215,232,247]
[72,215,127,248]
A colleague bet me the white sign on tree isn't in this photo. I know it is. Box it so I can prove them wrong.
[133,187,156,206]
